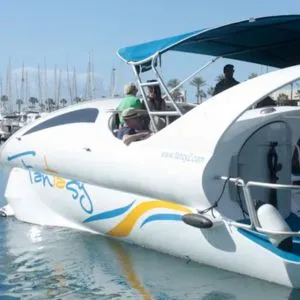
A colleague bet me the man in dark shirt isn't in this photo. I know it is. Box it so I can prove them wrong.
[213,64,240,96]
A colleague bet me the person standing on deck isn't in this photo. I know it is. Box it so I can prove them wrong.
[118,83,142,126]
[213,64,240,95]
[146,80,166,112]
[145,80,167,131]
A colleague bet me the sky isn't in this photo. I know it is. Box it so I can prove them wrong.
[0,0,300,106]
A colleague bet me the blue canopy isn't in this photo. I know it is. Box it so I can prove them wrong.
[117,15,300,69]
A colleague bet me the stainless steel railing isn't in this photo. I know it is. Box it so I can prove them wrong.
[220,176,300,237]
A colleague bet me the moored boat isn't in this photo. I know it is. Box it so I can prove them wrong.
[2,15,300,288]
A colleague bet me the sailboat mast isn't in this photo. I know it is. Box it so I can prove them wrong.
[67,64,73,104]
[57,69,62,109]
[109,67,116,98]
[54,65,57,107]
[85,54,93,100]
[37,64,43,111]
[6,59,12,113]
[20,62,25,109]
[25,71,30,110]
[91,54,95,99]
[44,58,48,105]
[0,75,3,113]
[0,75,2,97]
[15,74,19,104]
[73,67,78,102]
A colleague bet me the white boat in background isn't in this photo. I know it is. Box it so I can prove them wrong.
[0,113,23,141]
[2,15,300,288]
[0,111,47,142]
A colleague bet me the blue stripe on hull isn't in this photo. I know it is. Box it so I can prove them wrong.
[140,213,182,228]
[238,228,300,262]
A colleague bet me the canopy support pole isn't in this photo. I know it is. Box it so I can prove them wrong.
[131,64,158,132]
[167,56,221,97]
[151,53,183,116]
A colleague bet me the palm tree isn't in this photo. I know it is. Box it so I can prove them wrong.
[28,97,39,110]
[45,98,55,111]
[277,93,289,100]
[198,90,207,103]
[1,94,9,111]
[39,102,45,112]
[277,93,289,105]
[60,98,68,108]
[295,89,300,100]
[73,96,81,104]
[167,78,181,101]
[167,78,180,88]
[207,86,215,97]
[16,99,24,113]
[190,76,206,104]
[248,73,258,79]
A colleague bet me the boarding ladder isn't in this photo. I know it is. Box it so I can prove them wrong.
[132,62,182,132]
[130,53,220,132]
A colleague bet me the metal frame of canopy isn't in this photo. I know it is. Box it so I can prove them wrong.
[126,51,220,132]
[117,15,300,131]
[131,54,182,132]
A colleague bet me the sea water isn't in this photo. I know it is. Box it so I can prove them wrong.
[0,170,300,300]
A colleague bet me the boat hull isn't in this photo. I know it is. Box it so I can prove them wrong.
[4,167,300,288]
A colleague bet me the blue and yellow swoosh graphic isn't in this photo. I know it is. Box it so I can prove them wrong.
[84,200,192,237]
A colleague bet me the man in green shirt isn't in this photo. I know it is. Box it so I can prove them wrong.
[118,83,142,125]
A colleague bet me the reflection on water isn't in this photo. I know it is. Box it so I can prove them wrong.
[0,217,299,300]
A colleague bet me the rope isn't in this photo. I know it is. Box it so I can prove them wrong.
[267,141,282,207]
[198,177,229,217]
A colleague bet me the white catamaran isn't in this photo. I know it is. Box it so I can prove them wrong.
[2,15,300,288]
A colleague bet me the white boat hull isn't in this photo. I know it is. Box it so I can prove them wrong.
[4,166,300,288]
[2,65,300,288]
